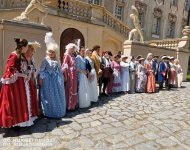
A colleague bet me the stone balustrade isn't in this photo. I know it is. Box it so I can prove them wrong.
[102,9,130,37]
[58,0,130,37]
[147,38,190,49]
[58,0,91,21]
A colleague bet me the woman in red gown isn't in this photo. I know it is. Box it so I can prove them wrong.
[62,43,78,110]
[144,53,156,93]
[22,42,40,120]
[0,38,35,128]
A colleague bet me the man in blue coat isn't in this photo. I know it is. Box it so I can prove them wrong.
[158,56,168,90]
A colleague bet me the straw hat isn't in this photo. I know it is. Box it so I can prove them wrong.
[138,57,145,61]
[121,55,128,59]
[28,41,40,50]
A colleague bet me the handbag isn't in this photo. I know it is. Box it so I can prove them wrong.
[109,67,113,74]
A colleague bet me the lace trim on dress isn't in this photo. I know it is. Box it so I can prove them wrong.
[1,72,18,84]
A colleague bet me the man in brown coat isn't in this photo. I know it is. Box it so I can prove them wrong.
[91,45,103,96]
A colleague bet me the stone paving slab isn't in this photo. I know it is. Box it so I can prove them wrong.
[1,82,190,150]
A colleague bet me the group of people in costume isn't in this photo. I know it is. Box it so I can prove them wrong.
[0,32,183,129]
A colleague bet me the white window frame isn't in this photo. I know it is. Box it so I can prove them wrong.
[88,0,101,5]
[138,13,144,28]
[115,4,123,20]
[167,23,175,37]
[171,0,177,5]
[152,17,161,35]
[184,0,189,11]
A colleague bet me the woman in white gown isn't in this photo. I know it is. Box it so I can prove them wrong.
[76,46,91,108]
[120,55,130,93]
[174,59,183,87]
[85,49,98,102]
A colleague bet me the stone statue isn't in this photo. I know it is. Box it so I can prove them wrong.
[128,5,144,43]
[13,0,48,24]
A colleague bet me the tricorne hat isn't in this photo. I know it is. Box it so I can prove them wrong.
[153,55,159,58]
[108,51,113,56]
[161,56,169,59]
[135,55,142,60]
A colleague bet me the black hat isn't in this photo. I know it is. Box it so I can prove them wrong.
[108,51,113,56]
[153,55,159,58]
[160,55,166,58]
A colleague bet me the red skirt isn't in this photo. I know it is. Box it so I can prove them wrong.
[0,77,29,127]
[28,79,39,117]
[146,72,156,93]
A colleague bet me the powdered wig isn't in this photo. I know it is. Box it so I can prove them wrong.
[45,32,61,65]
[64,43,76,55]
[146,53,153,60]
[174,59,179,65]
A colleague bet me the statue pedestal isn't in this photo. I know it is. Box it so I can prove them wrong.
[0,19,51,77]
[123,40,190,80]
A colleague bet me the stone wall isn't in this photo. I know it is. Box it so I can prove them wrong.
[0,20,51,77]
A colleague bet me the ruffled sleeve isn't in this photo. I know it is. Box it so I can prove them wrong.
[38,58,47,79]
[62,54,69,70]
[1,53,18,84]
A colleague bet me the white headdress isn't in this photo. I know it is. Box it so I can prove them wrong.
[74,39,81,52]
[45,32,60,65]
[64,43,76,55]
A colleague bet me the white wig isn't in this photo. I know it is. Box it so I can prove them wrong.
[64,43,76,55]
[146,53,153,60]
[45,32,61,65]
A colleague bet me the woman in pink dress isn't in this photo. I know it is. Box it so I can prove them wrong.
[111,54,121,94]
[62,43,78,110]
[144,53,156,93]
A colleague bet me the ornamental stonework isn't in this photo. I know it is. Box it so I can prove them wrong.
[135,0,147,13]
[168,13,177,23]
[153,7,163,18]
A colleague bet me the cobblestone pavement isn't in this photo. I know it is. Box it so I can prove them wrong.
[1,82,190,150]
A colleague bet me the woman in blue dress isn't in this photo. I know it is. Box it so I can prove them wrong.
[38,32,66,118]
[76,46,91,108]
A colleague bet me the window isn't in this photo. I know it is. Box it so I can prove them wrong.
[167,23,175,37]
[171,0,177,5]
[138,13,144,28]
[152,17,161,35]
[184,0,188,11]
[115,5,123,20]
[88,0,100,5]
